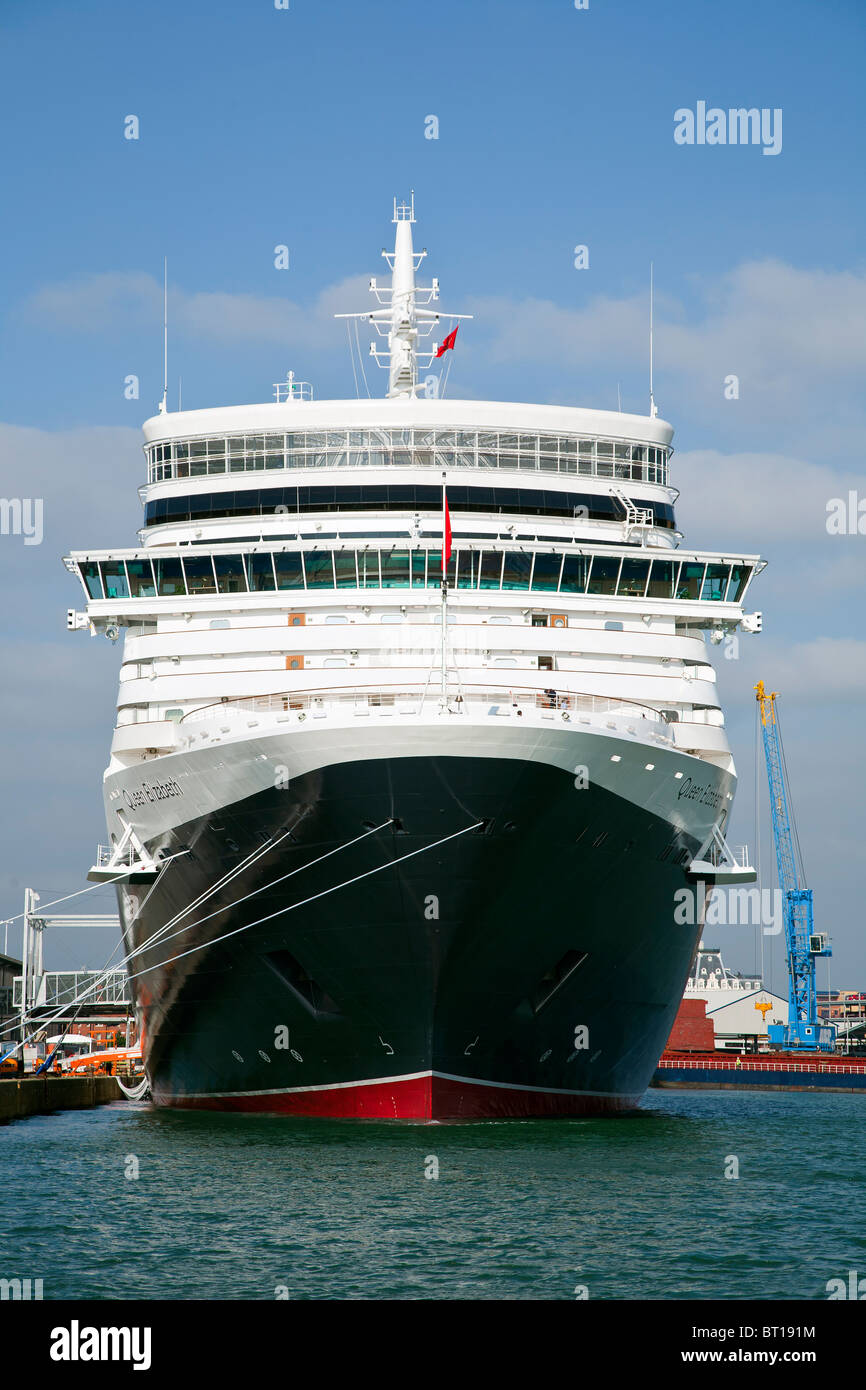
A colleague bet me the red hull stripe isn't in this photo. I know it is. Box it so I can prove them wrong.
[157,1072,640,1119]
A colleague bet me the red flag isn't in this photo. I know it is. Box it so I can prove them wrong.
[435,325,458,358]
[442,492,452,573]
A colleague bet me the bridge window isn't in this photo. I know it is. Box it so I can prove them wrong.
[78,545,752,608]
[502,551,533,590]
[182,555,216,594]
[333,551,358,587]
[530,554,563,591]
[213,554,247,593]
[560,554,590,593]
[677,562,706,600]
[728,563,751,601]
[246,553,276,592]
[381,549,410,587]
[701,563,730,601]
[153,557,186,596]
[647,559,676,598]
[359,551,380,587]
[587,556,620,595]
[456,550,479,588]
[303,552,334,588]
[274,553,303,590]
[127,559,155,597]
[619,557,650,597]
[99,561,129,600]
[411,552,427,587]
[80,561,103,599]
[480,551,504,589]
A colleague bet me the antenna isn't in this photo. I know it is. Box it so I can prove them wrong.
[617,382,622,412]
[649,261,658,419]
[159,257,168,415]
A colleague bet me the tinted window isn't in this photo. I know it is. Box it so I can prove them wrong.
[728,563,751,602]
[560,554,590,594]
[381,549,410,587]
[618,558,650,596]
[502,551,533,589]
[99,561,129,599]
[531,554,562,591]
[127,559,155,598]
[701,563,730,601]
[587,556,620,595]
[153,557,186,596]
[247,553,276,591]
[81,562,103,599]
[273,553,303,590]
[677,562,706,600]
[213,555,247,593]
[647,559,676,599]
[480,551,503,589]
[304,552,334,587]
[182,556,216,594]
[333,551,358,587]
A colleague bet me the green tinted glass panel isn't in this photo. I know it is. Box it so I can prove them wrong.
[587,556,620,595]
[560,554,590,594]
[647,559,676,598]
[411,552,427,587]
[530,554,562,591]
[359,551,380,587]
[502,551,532,589]
[213,555,246,593]
[99,561,129,599]
[701,563,730,601]
[618,558,650,596]
[153,558,186,596]
[81,562,103,599]
[380,550,410,587]
[677,562,705,600]
[273,553,303,590]
[333,551,358,587]
[303,552,334,588]
[182,556,216,594]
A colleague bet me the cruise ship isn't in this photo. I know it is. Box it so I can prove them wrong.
[64,197,763,1118]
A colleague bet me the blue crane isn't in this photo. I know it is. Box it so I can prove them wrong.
[754,681,835,1052]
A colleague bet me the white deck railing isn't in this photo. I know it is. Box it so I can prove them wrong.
[180,685,675,730]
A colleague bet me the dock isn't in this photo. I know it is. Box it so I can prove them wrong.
[652,1051,866,1093]
[0,1075,120,1124]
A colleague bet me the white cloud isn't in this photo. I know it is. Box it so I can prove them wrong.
[23,271,372,351]
[673,449,865,549]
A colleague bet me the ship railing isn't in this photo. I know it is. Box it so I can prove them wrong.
[94,843,135,869]
[180,685,674,730]
[657,1057,866,1074]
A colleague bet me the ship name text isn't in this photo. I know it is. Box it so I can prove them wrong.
[123,777,183,810]
[676,777,723,811]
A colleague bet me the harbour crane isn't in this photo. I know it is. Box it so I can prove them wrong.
[754,681,835,1052]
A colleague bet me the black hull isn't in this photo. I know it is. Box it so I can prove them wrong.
[119,754,704,1118]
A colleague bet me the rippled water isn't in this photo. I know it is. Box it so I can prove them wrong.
[2,1091,864,1300]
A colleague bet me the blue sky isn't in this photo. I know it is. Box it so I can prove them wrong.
[1,0,865,989]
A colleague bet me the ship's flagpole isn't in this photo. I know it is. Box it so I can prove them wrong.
[440,471,448,705]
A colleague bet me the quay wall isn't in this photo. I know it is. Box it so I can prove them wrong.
[0,1076,119,1124]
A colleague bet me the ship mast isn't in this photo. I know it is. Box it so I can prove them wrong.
[336,193,471,399]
